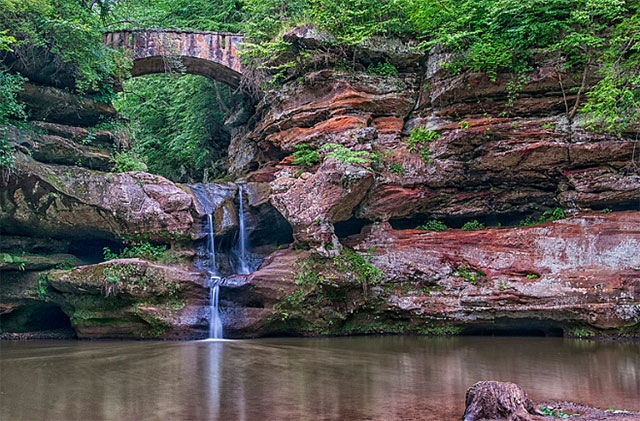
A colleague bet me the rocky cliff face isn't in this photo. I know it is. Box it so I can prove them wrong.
[221,212,639,338]
[2,30,638,339]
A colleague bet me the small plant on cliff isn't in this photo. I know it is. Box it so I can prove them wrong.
[461,220,485,231]
[539,406,580,418]
[454,265,486,285]
[333,247,383,299]
[112,151,148,173]
[102,264,136,296]
[389,162,404,174]
[416,220,448,232]
[36,273,49,300]
[292,144,320,167]
[406,128,440,163]
[519,207,566,226]
[103,242,167,262]
[321,143,372,165]
[366,61,398,77]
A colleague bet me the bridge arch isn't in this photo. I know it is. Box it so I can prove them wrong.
[103,30,245,87]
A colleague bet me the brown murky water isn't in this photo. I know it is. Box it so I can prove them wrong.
[1,336,639,420]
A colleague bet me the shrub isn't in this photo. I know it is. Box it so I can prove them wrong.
[321,143,371,165]
[416,220,448,232]
[461,220,485,231]
[406,128,440,163]
[111,151,148,173]
[367,61,398,76]
[292,144,320,167]
[520,207,566,226]
[389,162,404,174]
[36,273,49,300]
[103,242,167,262]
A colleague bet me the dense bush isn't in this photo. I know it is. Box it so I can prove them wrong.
[0,0,129,97]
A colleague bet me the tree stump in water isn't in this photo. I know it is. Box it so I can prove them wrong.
[463,381,545,421]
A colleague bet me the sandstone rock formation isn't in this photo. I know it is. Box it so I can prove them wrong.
[1,155,195,241]
[45,258,209,339]
[270,158,374,254]
[220,212,639,338]
[2,27,639,340]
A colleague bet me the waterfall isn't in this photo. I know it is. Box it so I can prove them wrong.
[236,184,250,275]
[206,214,223,339]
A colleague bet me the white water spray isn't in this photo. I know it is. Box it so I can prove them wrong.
[207,214,223,339]
[237,184,250,275]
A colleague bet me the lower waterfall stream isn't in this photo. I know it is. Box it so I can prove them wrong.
[206,214,223,340]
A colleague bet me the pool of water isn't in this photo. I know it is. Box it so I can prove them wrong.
[1,336,638,420]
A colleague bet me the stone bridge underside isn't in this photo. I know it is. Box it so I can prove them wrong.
[103,30,245,87]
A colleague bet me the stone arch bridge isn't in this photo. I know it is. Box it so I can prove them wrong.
[103,30,245,87]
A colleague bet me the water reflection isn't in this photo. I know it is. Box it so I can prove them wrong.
[1,337,639,420]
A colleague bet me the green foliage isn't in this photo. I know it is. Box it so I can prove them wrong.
[111,150,147,173]
[461,220,485,231]
[243,0,312,42]
[525,273,540,279]
[519,207,566,226]
[103,242,168,262]
[310,0,410,45]
[580,6,640,134]
[453,265,486,285]
[565,327,596,338]
[292,144,320,167]
[539,406,580,418]
[107,0,245,33]
[114,74,237,182]
[0,30,16,51]
[458,120,470,129]
[367,61,398,76]
[416,220,448,232]
[333,247,383,287]
[321,143,372,165]
[406,127,439,163]
[0,0,130,95]
[54,257,76,270]
[389,162,404,174]
[0,67,27,174]
[36,273,49,300]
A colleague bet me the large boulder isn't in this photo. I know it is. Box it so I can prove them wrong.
[1,155,195,241]
[47,258,209,339]
[270,158,374,253]
[5,122,113,170]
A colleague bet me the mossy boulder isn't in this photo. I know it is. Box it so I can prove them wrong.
[46,259,209,339]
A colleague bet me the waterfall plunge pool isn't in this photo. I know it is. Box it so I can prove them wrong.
[1,336,639,420]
